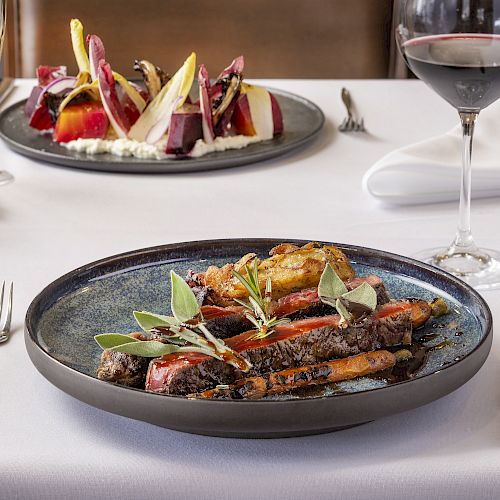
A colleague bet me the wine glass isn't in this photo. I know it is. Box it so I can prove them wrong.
[0,0,12,187]
[397,0,500,289]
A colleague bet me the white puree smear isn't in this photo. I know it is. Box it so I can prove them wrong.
[63,135,262,160]
[64,138,167,159]
[190,135,261,157]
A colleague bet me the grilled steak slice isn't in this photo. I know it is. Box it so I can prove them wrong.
[190,350,396,400]
[270,275,390,320]
[376,302,413,345]
[202,305,251,339]
[146,302,413,395]
[97,333,150,387]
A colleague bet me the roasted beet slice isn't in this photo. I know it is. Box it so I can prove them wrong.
[166,109,203,155]
[270,92,283,136]
[53,101,109,143]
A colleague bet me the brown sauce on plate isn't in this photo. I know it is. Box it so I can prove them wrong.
[281,332,456,399]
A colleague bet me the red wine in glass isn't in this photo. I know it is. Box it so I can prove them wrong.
[403,34,500,111]
[397,0,500,288]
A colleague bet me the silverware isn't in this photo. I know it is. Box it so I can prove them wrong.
[0,281,13,343]
[339,87,366,132]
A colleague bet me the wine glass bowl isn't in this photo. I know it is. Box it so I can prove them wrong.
[397,0,500,289]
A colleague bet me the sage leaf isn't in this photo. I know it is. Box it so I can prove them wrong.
[94,333,139,350]
[335,297,353,324]
[109,340,179,357]
[318,263,348,305]
[170,270,200,323]
[341,282,377,311]
[133,310,178,332]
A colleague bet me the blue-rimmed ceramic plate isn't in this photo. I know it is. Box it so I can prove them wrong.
[0,88,324,174]
[25,239,492,438]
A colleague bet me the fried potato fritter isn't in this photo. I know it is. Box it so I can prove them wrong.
[201,242,355,306]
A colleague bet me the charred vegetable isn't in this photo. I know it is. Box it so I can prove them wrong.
[210,56,244,135]
[134,59,169,100]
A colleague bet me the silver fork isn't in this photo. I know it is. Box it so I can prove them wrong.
[0,282,13,344]
[338,87,366,132]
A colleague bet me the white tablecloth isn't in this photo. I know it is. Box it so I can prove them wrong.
[1,80,500,500]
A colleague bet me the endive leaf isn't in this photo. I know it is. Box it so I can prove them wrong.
[199,64,214,143]
[97,60,130,138]
[58,80,100,113]
[244,84,273,140]
[70,19,90,74]
[113,72,146,112]
[88,34,106,81]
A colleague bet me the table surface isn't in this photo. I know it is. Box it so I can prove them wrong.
[2,79,500,500]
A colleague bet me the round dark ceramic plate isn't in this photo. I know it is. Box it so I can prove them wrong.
[0,89,324,173]
[25,239,492,438]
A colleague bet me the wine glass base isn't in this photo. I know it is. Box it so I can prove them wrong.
[0,171,14,186]
[412,247,500,290]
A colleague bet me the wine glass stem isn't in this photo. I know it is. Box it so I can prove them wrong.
[452,111,479,253]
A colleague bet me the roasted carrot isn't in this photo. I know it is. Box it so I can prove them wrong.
[189,350,396,400]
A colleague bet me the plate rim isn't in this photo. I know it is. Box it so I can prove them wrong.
[24,237,493,405]
[0,87,325,173]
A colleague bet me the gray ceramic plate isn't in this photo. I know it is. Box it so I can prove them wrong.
[0,89,324,173]
[25,239,492,438]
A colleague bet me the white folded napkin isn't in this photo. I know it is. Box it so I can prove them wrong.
[363,100,500,205]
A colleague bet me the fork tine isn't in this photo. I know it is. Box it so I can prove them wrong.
[0,281,4,319]
[4,282,13,333]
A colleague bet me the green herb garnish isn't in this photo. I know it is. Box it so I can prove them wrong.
[94,271,252,372]
[232,259,290,340]
[318,264,378,325]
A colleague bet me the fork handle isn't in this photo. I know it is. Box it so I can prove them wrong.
[341,87,353,119]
